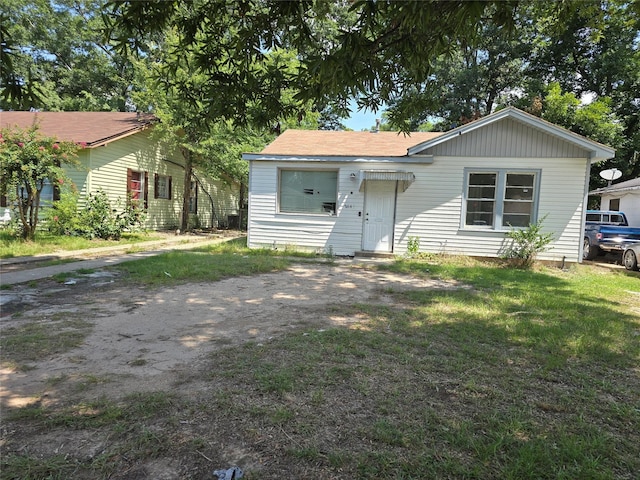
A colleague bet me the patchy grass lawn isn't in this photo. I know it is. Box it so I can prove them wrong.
[0,230,167,259]
[1,254,639,479]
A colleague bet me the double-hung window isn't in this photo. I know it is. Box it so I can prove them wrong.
[464,169,539,229]
[279,169,338,214]
[13,180,57,207]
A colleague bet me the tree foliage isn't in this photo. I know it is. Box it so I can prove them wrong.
[380,0,638,185]
[1,0,135,111]
[523,0,639,185]
[537,83,623,148]
[0,126,79,240]
[386,20,529,131]
[3,0,637,196]
[104,0,520,127]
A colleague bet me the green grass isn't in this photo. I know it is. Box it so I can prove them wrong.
[198,257,640,479]
[2,254,639,479]
[0,230,164,258]
[0,318,93,363]
[1,392,177,479]
[112,237,322,286]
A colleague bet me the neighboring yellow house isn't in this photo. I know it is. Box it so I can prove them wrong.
[0,111,241,230]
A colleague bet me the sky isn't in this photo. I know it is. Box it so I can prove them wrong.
[342,98,385,131]
[343,107,381,131]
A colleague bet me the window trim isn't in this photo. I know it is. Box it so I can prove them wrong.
[277,168,339,216]
[461,167,541,231]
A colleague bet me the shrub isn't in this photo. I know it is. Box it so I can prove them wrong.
[79,191,145,240]
[46,190,146,240]
[501,215,554,268]
[46,188,82,236]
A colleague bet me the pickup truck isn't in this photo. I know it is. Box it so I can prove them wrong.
[583,210,640,260]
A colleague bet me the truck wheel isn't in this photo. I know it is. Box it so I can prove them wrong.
[623,249,639,271]
[583,237,599,260]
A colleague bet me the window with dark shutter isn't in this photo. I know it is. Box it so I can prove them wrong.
[127,169,148,208]
[154,174,172,199]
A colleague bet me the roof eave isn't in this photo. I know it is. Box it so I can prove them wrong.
[242,153,434,164]
[589,185,640,195]
[84,123,155,148]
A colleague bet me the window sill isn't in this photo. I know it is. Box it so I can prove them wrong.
[277,211,337,217]
[458,228,510,235]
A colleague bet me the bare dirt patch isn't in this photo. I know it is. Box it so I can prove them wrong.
[1,263,462,408]
[0,262,466,478]
[2,262,638,479]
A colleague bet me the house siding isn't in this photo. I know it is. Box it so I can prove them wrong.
[248,161,367,254]
[600,193,640,227]
[64,150,91,208]
[62,131,239,230]
[395,156,588,262]
[248,155,589,262]
[246,111,613,262]
[422,118,590,158]
[193,174,241,229]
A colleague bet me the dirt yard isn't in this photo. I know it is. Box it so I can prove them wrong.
[1,262,462,478]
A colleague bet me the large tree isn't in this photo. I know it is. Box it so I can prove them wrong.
[131,28,316,231]
[104,0,521,128]
[379,0,638,185]
[1,0,135,111]
[524,0,640,184]
[0,126,79,240]
[384,20,529,131]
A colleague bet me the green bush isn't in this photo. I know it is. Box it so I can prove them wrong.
[501,215,554,268]
[46,190,146,240]
[46,188,82,236]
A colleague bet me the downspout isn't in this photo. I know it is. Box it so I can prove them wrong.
[163,158,217,229]
[579,157,593,263]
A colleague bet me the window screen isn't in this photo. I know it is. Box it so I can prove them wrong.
[502,173,535,227]
[466,173,496,226]
[280,170,338,214]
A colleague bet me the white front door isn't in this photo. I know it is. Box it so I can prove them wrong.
[362,181,397,252]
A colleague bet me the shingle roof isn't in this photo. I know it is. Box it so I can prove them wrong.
[590,177,640,195]
[259,130,443,157]
[0,111,157,148]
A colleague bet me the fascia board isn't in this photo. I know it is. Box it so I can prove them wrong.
[242,154,434,164]
[590,185,640,195]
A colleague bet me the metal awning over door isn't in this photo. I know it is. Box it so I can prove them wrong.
[358,170,416,192]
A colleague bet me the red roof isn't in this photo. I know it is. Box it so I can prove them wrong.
[0,111,157,148]
[260,129,442,157]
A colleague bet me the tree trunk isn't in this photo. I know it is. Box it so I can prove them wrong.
[180,147,193,232]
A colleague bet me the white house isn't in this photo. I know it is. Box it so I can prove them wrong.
[590,177,640,227]
[242,107,615,263]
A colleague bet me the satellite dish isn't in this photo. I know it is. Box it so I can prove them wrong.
[599,168,622,181]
